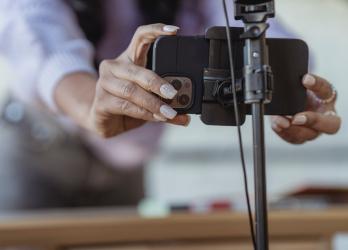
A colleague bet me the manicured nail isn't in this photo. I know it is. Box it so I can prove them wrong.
[324,111,337,117]
[292,115,307,125]
[275,117,290,129]
[163,25,180,33]
[153,114,167,122]
[303,74,316,86]
[160,105,177,119]
[160,83,178,99]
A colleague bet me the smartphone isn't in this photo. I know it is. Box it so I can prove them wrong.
[152,27,309,125]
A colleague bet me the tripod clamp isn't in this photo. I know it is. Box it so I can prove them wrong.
[240,23,269,40]
[240,23,274,104]
[204,68,243,108]
[212,77,243,108]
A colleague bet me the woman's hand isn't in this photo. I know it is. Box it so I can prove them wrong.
[86,24,190,137]
[271,74,341,144]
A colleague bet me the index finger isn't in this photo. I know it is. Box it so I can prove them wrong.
[302,74,333,100]
[127,23,180,61]
[131,23,179,45]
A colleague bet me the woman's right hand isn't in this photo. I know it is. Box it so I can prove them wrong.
[86,24,190,138]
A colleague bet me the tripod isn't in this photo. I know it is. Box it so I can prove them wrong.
[234,1,275,250]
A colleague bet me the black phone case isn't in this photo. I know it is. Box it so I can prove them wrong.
[152,30,308,117]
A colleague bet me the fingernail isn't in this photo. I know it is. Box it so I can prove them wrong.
[292,115,307,125]
[160,83,178,99]
[275,117,290,129]
[324,111,337,117]
[160,105,177,119]
[153,114,167,122]
[303,74,316,86]
[163,25,180,33]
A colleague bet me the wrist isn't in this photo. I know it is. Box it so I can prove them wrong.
[54,72,97,129]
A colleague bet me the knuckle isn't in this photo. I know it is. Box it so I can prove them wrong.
[135,25,146,37]
[98,76,110,90]
[99,60,113,75]
[121,82,137,99]
[133,24,163,45]
[120,100,131,113]
[145,73,160,91]
[126,64,139,77]
[140,95,161,112]
[149,23,162,32]
[135,106,147,117]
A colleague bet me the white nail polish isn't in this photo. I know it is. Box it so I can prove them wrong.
[160,105,177,119]
[163,25,180,32]
[303,74,316,86]
[160,83,177,99]
[292,115,307,125]
[153,114,167,122]
[324,111,337,117]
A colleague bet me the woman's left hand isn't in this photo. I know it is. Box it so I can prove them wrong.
[271,74,341,144]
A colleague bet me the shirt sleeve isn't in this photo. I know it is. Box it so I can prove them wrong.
[0,0,97,111]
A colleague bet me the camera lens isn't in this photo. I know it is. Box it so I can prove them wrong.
[178,94,190,106]
[171,79,182,91]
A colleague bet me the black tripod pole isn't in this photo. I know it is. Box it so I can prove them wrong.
[245,23,271,250]
[252,102,268,250]
[245,24,271,250]
[234,1,275,249]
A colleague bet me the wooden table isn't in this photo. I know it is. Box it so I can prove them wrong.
[0,208,348,250]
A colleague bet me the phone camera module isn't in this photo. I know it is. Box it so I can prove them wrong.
[171,79,182,91]
[178,94,190,106]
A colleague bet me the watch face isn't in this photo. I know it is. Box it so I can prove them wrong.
[163,76,193,110]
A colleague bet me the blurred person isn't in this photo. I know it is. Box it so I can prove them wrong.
[0,0,341,210]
